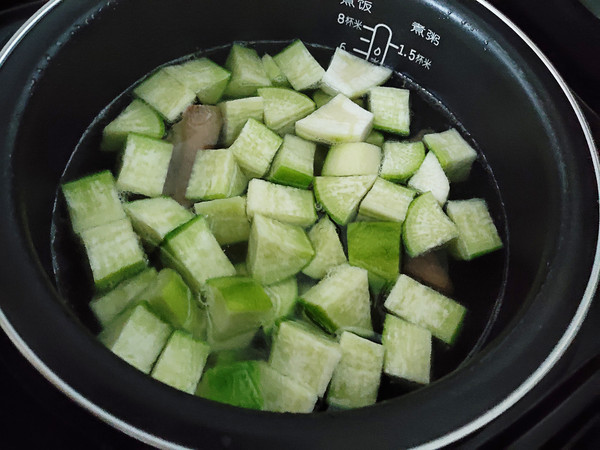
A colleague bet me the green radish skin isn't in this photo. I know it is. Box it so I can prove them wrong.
[380,141,426,183]
[267,134,316,189]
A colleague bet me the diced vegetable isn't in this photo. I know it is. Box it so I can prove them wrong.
[273,40,325,91]
[368,86,410,135]
[261,54,290,87]
[423,128,478,182]
[365,130,385,147]
[408,151,450,205]
[62,170,126,234]
[160,216,236,292]
[116,134,173,197]
[246,214,315,285]
[145,268,207,338]
[382,314,431,384]
[402,192,459,257]
[151,330,210,394]
[124,197,194,247]
[133,68,196,122]
[224,44,271,98]
[295,94,374,144]
[79,218,147,292]
[90,267,158,327]
[446,198,503,260]
[229,118,283,178]
[246,178,317,227]
[101,99,165,152]
[269,321,341,397]
[327,332,384,408]
[384,274,466,344]
[218,96,264,146]
[194,196,250,245]
[258,87,315,134]
[321,142,381,176]
[257,362,318,413]
[299,264,372,334]
[185,149,248,201]
[302,216,347,279]
[380,140,426,183]
[262,276,299,334]
[197,360,264,409]
[347,221,402,292]
[267,134,316,189]
[99,301,172,374]
[358,178,416,223]
[313,175,377,225]
[321,47,392,98]
[164,58,231,104]
[204,276,272,341]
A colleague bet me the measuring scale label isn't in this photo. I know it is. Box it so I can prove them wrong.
[336,9,441,71]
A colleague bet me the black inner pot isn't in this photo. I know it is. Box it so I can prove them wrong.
[0,0,598,448]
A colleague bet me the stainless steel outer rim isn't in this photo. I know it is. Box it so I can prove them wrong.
[0,1,598,449]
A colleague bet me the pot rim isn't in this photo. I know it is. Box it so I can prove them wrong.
[0,1,598,449]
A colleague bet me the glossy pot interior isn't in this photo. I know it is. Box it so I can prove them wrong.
[0,0,598,448]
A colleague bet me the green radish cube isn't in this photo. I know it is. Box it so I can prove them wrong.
[321,142,382,176]
[218,96,264,146]
[197,360,263,410]
[358,177,416,223]
[62,170,126,234]
[247,215,315,285]
[116,134,173,197]
[408,151,450,205]
[124,196,194,247]
[99,301,172,374]
[258,87,315,135]
[262,276,299,334]
[302,216,347,279]
[90,267,158,327]
[133,68,196,122]
[327,332,384,409]
[347,221,402,292]
[258,362,318,413]
[229,118,283,178]
[365,130,385,147]
[164,58,231,104]
[269,320,341,397]
[151,330,210,394]
[194,196,250,245]
[204,276,273,341]
[246,179,317,227]
[101,99,165,152]
[80,219,147,292]
[300,264,372,334]
[160,216,236,292]
[268,134,316,189]
[206,322,257,352]
[313,175,377,225]
[423,128,478,182]
[446,198,503,260]
[144,268,205,336]
[368,86,410,135]
[384,274,466,344]
[380,141,426,183]
[273,40,325,91]
[312,89,333,108]
[262,54,290,87]
[403,192,459,257]
[185,149,248,201]
[234,262,249,276]
[295,94,374,145]
[321,47,392,98]
[382,314,431,384]
[224,44,271,98]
